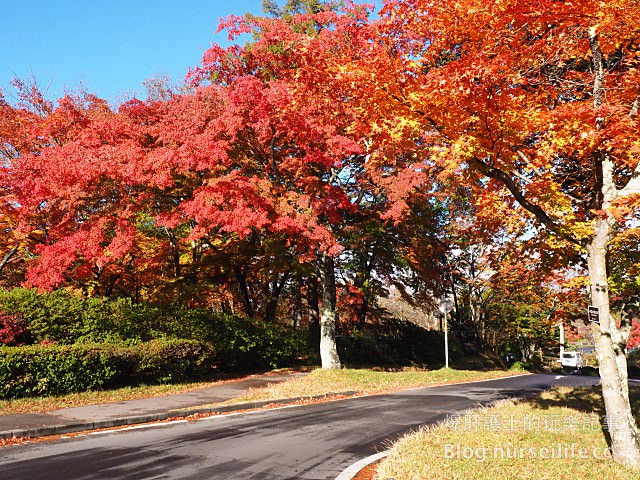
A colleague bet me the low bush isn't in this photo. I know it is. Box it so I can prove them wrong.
[0,339,216,399]
[131,339,217,384]
[0,312,31,346]
[206,314,307,370]
[509,361,527,371]
[0,288,135,344]
[337,318,463,367]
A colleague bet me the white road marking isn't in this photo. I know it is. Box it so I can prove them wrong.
[87,420,188,435]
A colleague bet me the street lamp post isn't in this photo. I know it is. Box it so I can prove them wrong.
[439,298,454,368]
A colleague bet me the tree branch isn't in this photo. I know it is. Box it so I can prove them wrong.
[512,169,533,185]
[468,157,582,246]
[0,247,18,275]
[516,151,543,178]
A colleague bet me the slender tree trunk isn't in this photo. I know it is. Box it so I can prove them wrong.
[293,276,303,328]
[104,274,120,298]
[358,295,368,325]
[319,254,341,369]
[355,247,375,325]
[451,280,460,325]
[263,281,279,323]
[307,275,320,345]
[234,266,254,319]
[263,271,290,323]
[165,228,181,278]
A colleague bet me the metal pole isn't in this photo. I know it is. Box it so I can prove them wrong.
[439,298,453,369]
[559,322,565,359]
[444,312,449,368]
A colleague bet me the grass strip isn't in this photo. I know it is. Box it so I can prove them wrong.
[375,386,639,480]
[217,367,523,405]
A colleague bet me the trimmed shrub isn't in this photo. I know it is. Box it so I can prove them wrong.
[131,339,217,384]
[0,339,216,399]
[0,288,84,343]
[0,344,117,398]
[0,288,159,344]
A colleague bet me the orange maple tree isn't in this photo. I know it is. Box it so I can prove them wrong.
[328,0,640,466]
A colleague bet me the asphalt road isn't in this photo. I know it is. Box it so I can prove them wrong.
[0,374,598,480]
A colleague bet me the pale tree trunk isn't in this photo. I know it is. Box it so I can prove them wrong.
[319,254,341,369]
[587,28,640,467]
[588,215,640,467]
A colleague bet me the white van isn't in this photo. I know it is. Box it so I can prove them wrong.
[561,351,584,370]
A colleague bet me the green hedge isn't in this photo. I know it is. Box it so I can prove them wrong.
[0,339,216,399]
[0,288,309,371]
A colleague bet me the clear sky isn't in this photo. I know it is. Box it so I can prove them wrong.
[0,0,284,103]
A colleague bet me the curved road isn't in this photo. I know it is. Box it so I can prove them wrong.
[0,374,597,479]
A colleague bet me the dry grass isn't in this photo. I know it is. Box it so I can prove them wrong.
[220,367,524,405]
[375,386,640,480]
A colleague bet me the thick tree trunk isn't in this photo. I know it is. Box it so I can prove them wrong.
[588,215,640,467]
[319,254,341,369]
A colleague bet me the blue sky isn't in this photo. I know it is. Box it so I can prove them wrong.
[2,0,373,104]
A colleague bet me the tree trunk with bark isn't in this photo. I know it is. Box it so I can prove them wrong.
[579,28,640,467]
[588,212,640,466]
[319,254,341,369]
[292,275,303,328]
[0,247,18,276]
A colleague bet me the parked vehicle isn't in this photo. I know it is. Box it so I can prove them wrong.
[561,351,584,372]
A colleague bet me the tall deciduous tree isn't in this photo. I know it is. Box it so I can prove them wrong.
[195,6,375,368]
[338,0,640,466]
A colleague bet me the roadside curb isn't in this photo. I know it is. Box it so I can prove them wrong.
[0,391,358,441]
[335,451,389,480]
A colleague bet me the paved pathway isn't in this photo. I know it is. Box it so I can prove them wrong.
[0,371,307,439]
